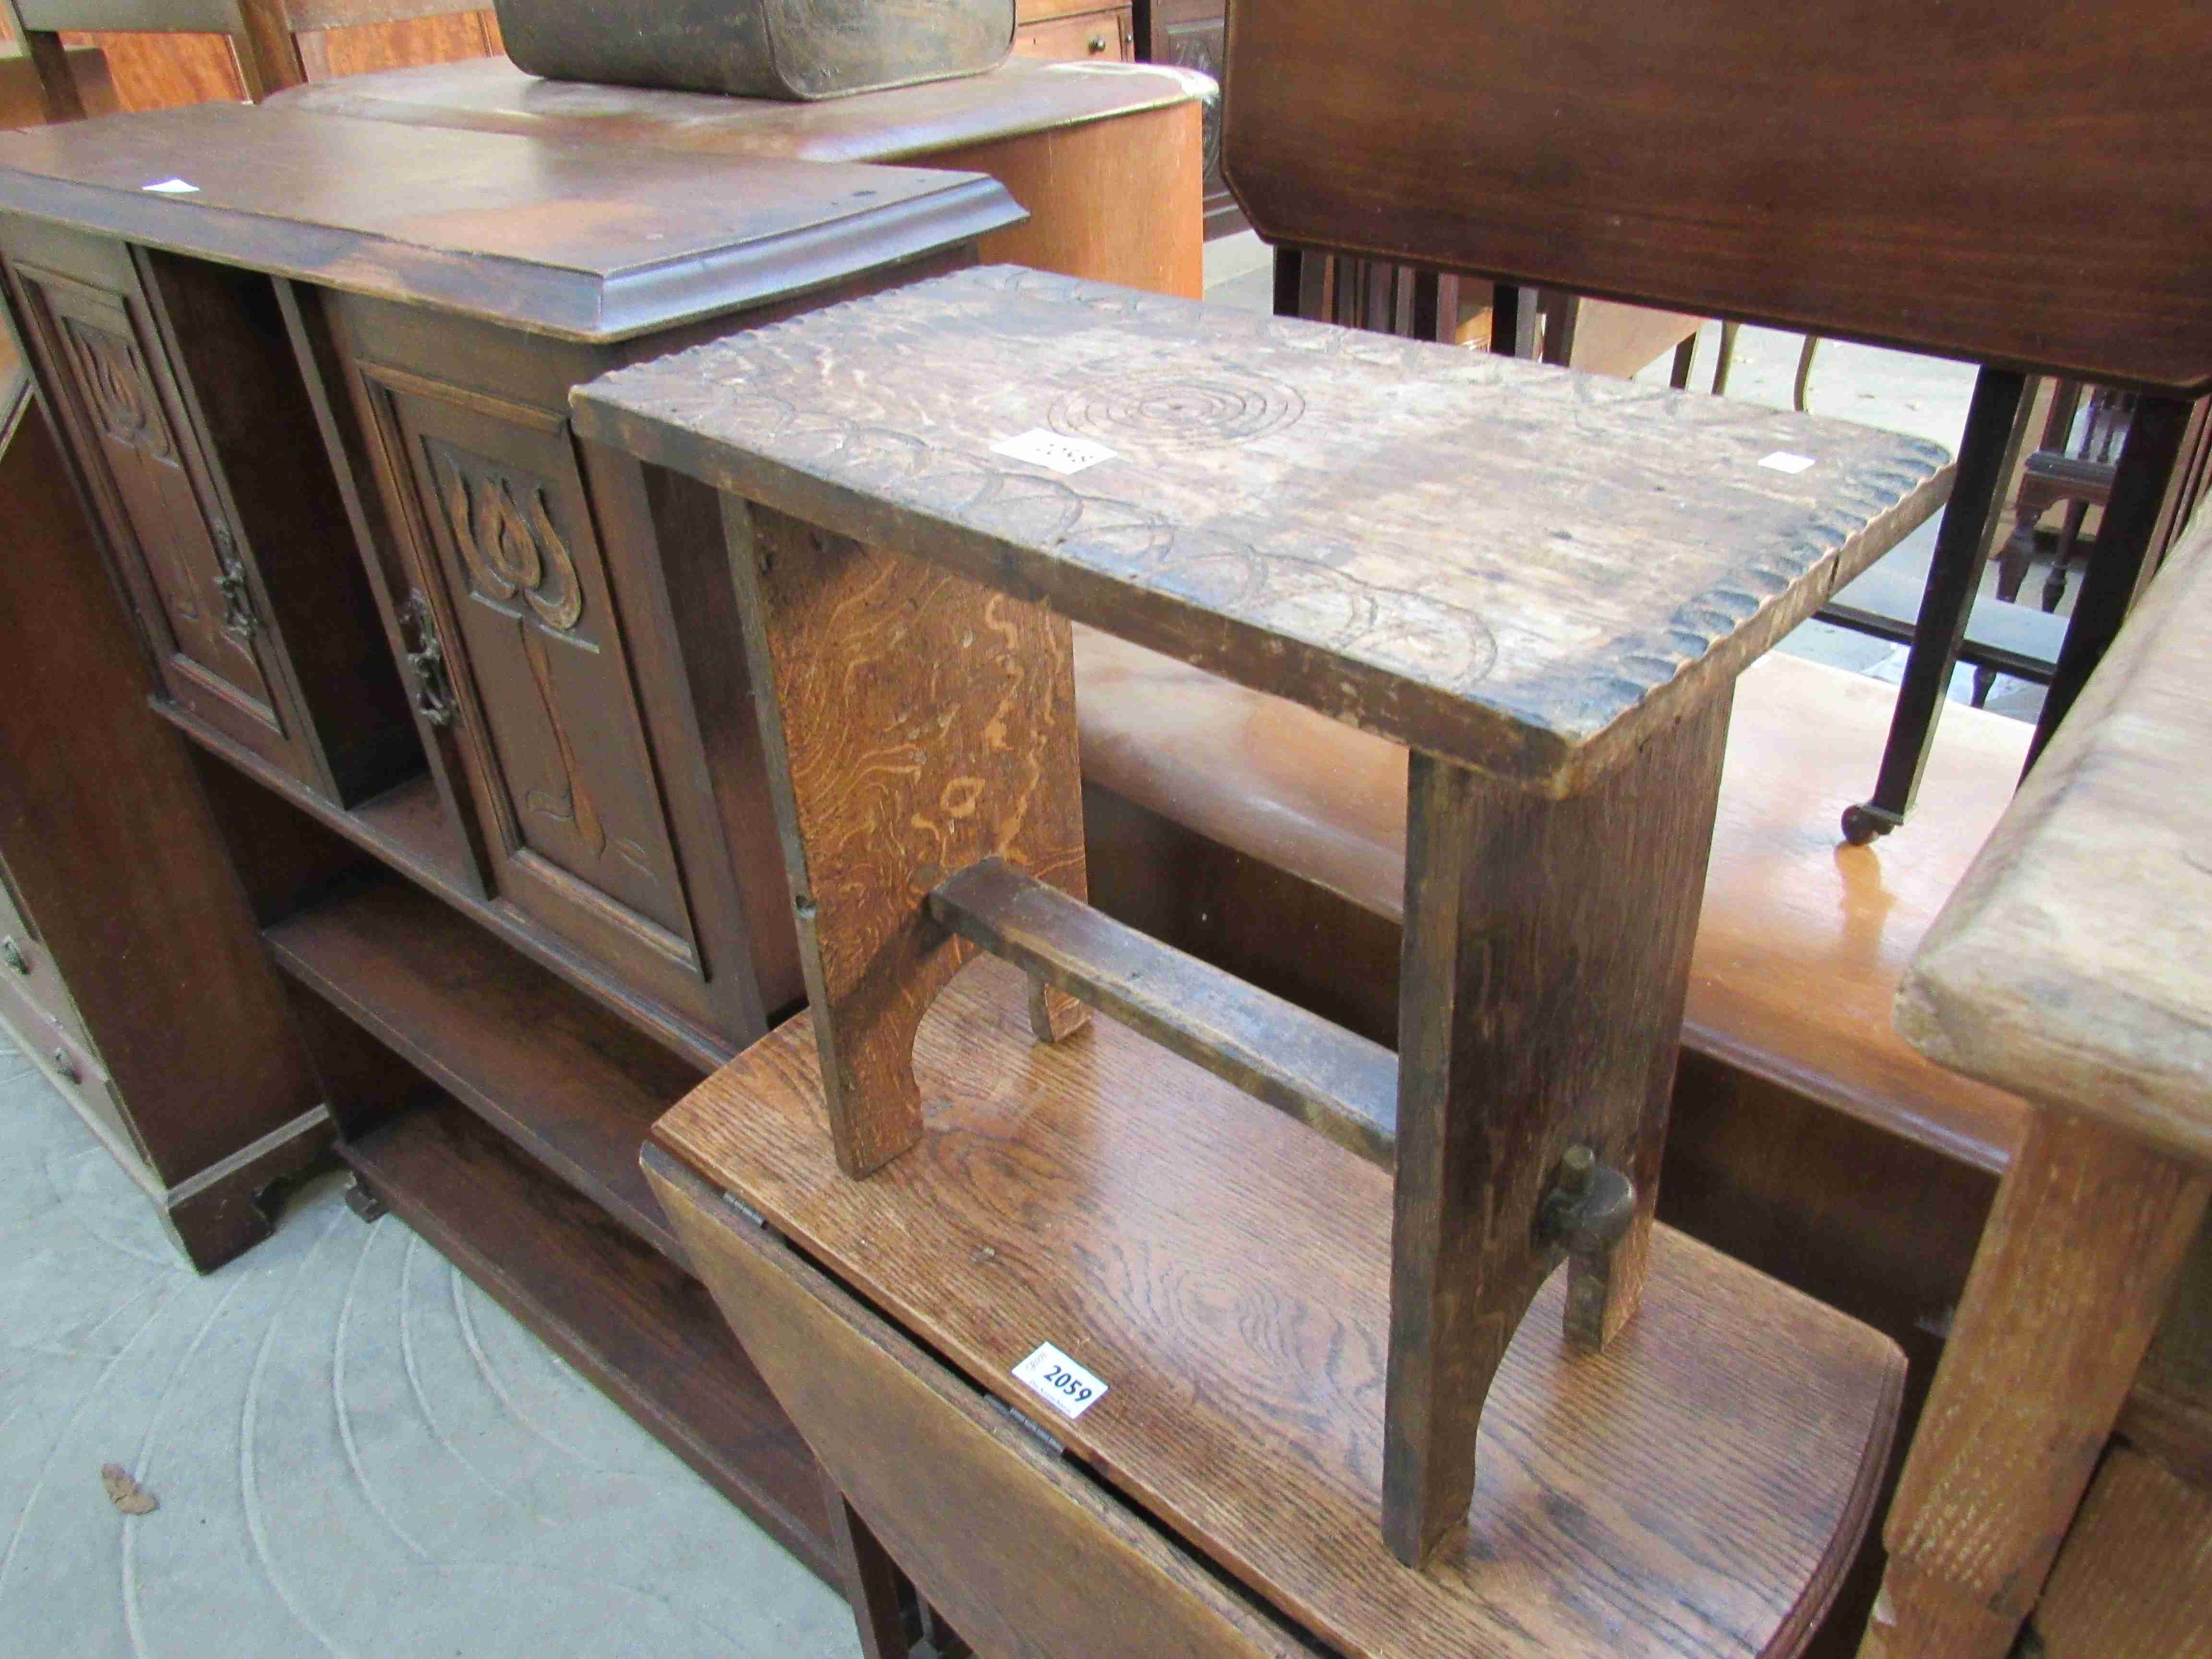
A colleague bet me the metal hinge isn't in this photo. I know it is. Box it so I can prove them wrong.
[986,1394,1067,1458]
[398,590,456,728]
[210,524,260,643]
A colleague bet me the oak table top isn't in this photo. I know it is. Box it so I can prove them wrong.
[1896,518,2212,1168]
[267,52,1212,164]
[0,103,1022,341]
[573,265,1953,793]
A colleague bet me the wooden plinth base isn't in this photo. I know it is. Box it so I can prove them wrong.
[652,954,1905,1659]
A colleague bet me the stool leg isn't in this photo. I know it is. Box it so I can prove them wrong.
[1862,1112,2209,1659]
[723,500,1089,1177]
[1383,693,1730,1566]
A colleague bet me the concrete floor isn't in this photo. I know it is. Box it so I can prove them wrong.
[2,236,2061,1659]
[0,1026,856,1659]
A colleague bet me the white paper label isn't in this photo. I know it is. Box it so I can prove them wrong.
[990,429,1117,476]
[141,178,200,195]
[1010,1342,1108,1419]
[1758,451,1817,474]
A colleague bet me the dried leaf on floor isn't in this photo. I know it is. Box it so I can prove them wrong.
[100,1464,157,1515]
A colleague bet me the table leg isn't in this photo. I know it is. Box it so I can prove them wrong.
[1383,693,1730,1566]
[1862,1111,2209,1659]
[721,499,1089,1178]
[1841,368,2026,845]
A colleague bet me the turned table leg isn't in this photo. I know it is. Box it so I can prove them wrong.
[1383,694,1731,1565]
[1861,1111,2211,1659]
[722,501,1089,1177]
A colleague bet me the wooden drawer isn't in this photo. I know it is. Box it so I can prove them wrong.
[0,870,89,1054]
[0,968,144,1165]
[1012,5,1133,62]
[646,1146,1318,1659]
[0,219,415,804]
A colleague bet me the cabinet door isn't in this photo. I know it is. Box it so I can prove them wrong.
[3,240,308,774]
[353,361,725,1031]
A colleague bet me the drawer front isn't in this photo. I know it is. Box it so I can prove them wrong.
[1,228,308,774]
[350,358,721,1026]
[0,877,89,1053]
[648,1148,1316,1659]
[0,970,144,1164]
[1013,5,1132,61]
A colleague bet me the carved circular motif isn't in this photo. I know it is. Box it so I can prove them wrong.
[1051,368,1304,453]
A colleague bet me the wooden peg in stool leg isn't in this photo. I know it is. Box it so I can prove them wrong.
[720,499,1088,1177]
[1384,696,1730,1566]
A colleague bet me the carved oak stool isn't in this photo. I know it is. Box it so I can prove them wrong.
[577,266,1949,1567]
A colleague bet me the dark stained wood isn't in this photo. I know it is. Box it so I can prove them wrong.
[574,265,1952,795]
[342,1097,836,1581]
[1071,631,2034,1173]
[723,501,1089,1177]
[1387,693,1729,1563]
[263,43,1198,164]
[153,709,740,1073]
[930,855,1396,1162]
[653,952,1904,1659]
[0,104,1024,342]
[264,876,706,1263]
[822,1477,913,1659]
[135,246,418,802]
[1222,1,2212,392]
[649,1146,1325,1659]
[0,334,328,1268]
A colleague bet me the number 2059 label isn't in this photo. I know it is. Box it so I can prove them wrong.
[1010,1342,1108,1420]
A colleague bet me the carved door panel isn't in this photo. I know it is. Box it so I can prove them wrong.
[360,365,719,1026]
[7,258,301,763]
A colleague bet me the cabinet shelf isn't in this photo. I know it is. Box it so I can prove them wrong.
[342,1097,834,1580]
[159,698,737,1072]
[267,875,704,1264]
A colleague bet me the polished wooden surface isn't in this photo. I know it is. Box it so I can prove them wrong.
[1898,522,2212,1165]
[269,52,1202,163]
[651,1149,1322,1659]
[655,953,1902,1659]
[576,265,1951,794]
[1073,626,2033,1172]
[270,56,1208,299]
[0,333,329,1267]
[0,104,1022,341]
[1223,1,2212,392]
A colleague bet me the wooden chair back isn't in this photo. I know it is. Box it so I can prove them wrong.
[1223,0,2212,392]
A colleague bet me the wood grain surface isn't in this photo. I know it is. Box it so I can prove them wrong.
[654,953,1905,1659]
[575,266,1950,793]
[1221,0,2212,392]
[1072,631,2033,1171]
[0,104,1023,342]
[1868,1112,2211,1659]
[2030,1446,2212,1659]
[725,502,1088,1176]
[650,1148,1322,1659]
[1896,517,2212,1166]
[1387,696,1728,1563]
[929,855,1397,1162]
[266,53,1205,164]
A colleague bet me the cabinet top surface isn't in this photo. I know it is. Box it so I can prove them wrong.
[265,53,1208,164]
[574,266,1953,790]
[1897,517,2212,1165]
[0,104,1022,342]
